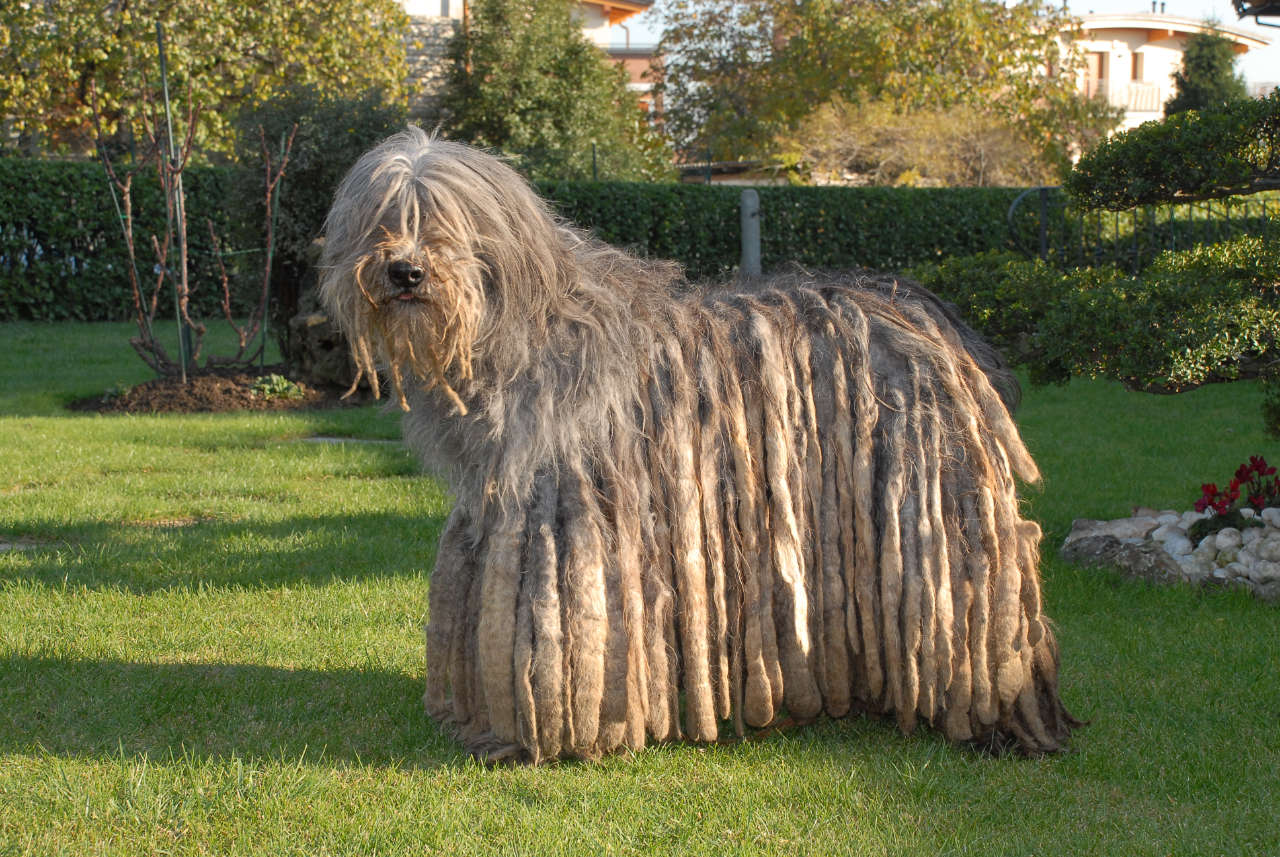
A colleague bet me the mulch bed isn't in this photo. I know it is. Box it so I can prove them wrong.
[67,366,368,415]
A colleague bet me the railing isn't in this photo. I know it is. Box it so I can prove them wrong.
[1008,186,1276,271]
[1081,79,1166,112]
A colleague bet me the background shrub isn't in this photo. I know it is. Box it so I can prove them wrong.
[542,181,1022,280]
[0,160,248,322]
[230,85,407,327]
[911,229,1280,392]
[4,167,1024,320]
[1065,89,1280,210]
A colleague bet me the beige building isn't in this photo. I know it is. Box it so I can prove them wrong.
[1075,9,1271,130]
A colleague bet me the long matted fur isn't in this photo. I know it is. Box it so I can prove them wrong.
[320,128,1078,762]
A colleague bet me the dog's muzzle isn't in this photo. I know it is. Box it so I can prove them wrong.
[388,260,426,292]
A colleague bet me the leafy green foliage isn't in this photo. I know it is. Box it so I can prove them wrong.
[542,181,1022,279]
[1165,30,1249,115]
[2,159,1021,317]
[910,232,1280,392]
[250,373,304,400]
[0,159,251,322]
[1066,89,1280,210]
[438,0,672,181]
[230,85,406,323]
[0,0,408,157]
[906,251,1057,352]
[1263,375,1280,437]
[656,0,1120,171]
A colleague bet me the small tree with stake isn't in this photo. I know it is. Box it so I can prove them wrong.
[93,24,295,382]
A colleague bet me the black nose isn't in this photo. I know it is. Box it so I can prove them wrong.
[388,260,426,291]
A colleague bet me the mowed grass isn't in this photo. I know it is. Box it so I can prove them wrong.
[2,320,1278,856]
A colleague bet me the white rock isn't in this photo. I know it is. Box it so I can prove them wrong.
[1178,559,1212,584]
[1216,528,1243,551]
[1217,548,1239,566]
[1065,517,1159,544]
[1261,507,1280,527]
[1225,562,1249,580]
[1151,524,1183,542]
[1238,547,1257,569]
[1242,527,1264,546]
[1241,507,1256,519]
[1256,538,1280,562]
[1157,513,1181,526]
[1212,567,1229,580]
[1251,560,1280,583]
[1162,535,1193,557]
[1193,537,1218,562]
[1181,510,1209,528]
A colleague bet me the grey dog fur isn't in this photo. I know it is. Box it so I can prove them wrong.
[320,127,1078,763]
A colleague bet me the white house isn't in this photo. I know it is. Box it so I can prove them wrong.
[1075,8,1271,130]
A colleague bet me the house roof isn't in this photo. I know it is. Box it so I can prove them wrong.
[1078,12,1272,52]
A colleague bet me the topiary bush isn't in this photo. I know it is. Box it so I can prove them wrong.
[1065,89,1280,211]
[1035,230,1280,391]
[911,230,1280,392]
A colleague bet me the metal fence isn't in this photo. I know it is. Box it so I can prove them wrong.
[1007,186,1276,271]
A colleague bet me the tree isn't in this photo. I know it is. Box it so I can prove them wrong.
[777,99,1062,187]
[438,0,672,181]
[1165,29,1248,115]
[656,0,1120,174]
[0,0,408,157]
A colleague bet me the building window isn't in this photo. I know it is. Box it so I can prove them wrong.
[1131,52,1144,82]
[1085,52,1106,98]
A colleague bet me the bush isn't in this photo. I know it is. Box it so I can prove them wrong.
[1263,375,1280,438]
[912,231,1280,392]
[906,251,1057,354]
[230,85,406,322]
[1065,89,1280,210]
[1036,231,1280,391]
[543,181,1022,280]
[0,159,250,322]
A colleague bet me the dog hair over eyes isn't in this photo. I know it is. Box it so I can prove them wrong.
[320,127,1078,763]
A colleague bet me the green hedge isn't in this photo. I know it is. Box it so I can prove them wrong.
[909,230,1280,392]
[3,158,1025,321]
[541,181,1022,280]
[0,160,254,322]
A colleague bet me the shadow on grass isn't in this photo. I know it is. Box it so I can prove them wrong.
[0,655,467,768]
[1,511,450,593]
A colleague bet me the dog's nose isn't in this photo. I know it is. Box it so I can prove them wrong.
[388,261,426,291]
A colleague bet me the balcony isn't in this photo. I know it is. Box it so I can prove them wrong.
[1083,79,1167,113]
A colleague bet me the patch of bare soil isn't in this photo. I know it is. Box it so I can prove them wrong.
[67,366,368,415]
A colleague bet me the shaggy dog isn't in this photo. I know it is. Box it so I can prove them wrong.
[320,128,1078,763]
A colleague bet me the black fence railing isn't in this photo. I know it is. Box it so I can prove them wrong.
[1007,186,1276,272]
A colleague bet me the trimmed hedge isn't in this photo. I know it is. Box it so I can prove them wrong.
[3,158,1024,321]
[0,159,254,322]
[541,181,1023,281]
[909,229,1280,392]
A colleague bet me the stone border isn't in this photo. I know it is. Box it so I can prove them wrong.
[1061,506,1280,602]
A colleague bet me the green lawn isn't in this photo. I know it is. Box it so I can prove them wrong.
[2,320,1277,856]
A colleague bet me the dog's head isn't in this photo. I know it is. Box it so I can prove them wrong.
[320,128,570,412]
